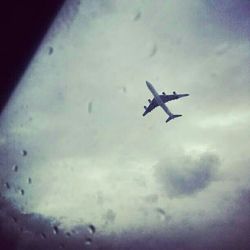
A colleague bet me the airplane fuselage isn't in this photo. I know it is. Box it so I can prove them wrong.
[146,81,172,116]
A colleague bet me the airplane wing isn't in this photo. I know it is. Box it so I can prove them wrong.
[159,94,177,103]
[143,98,159,116]
[160,93,189,103]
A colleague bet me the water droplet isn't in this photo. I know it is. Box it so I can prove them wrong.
[88,224,95,234]
[20,189,25,195]
[28,177,32,184]
[53,225,59,235]
[122,86,127,93]
[133,11,141,21]
[66,232,71,237]
[103,209,116,225]
[85,238,92,246]
[149,44,157,57]
[21,150,27,156]
[11,216,18,223]
[12,165,18,172]
[88,102,93,114]
[4,182,10,189]
[48,46,53,55]
[40,232,47,239]
[156,208,166,221]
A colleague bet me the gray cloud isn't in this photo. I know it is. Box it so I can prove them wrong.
[155,153,220,197]
[205,0,250,38]
[0,195,101,250]
[1,188,250,250]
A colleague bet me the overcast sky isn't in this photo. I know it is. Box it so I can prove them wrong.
[1,0,250,249]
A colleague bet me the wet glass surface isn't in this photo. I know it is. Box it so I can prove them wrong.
[1,0,250,249]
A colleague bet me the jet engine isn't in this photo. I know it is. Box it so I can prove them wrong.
[173,91,177,95]
[162,92,166,95]
[144,106,147,110]
[148,99,151,103]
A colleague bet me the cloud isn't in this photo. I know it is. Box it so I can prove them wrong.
[155,153,220,197]
[1,187,250,250]
[205,0,250,37]
[0,195,101,250]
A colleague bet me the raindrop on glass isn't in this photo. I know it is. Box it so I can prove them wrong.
[4,182,10,189]
[28,177,32,184]
[88,101,93,114]
[11,216,18,223]
[88,224,96,234]
[85,238,92,246]
[20,189,25,195]
[156,208,166,221]
[66,232,71,237]
[53,225,59,235]
[122,86,127,93]
[40,232,47,239]
[149,44,157,57]
[133,11,141,21]
[21,150,27,156]
[104,209,116,225]
[12,165,18,172]
[48,46,54,55]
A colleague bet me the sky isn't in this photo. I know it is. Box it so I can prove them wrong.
[0,0,250,249]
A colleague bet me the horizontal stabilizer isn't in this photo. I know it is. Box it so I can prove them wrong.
[166,114,182,123]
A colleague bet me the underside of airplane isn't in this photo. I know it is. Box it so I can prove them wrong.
[143,81,189,123]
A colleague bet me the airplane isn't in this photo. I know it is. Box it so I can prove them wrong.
[143,81,189,123]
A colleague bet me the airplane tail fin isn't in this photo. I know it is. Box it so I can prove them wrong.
[166,114,182,123]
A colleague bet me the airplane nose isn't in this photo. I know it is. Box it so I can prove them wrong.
[146,81,153,89]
